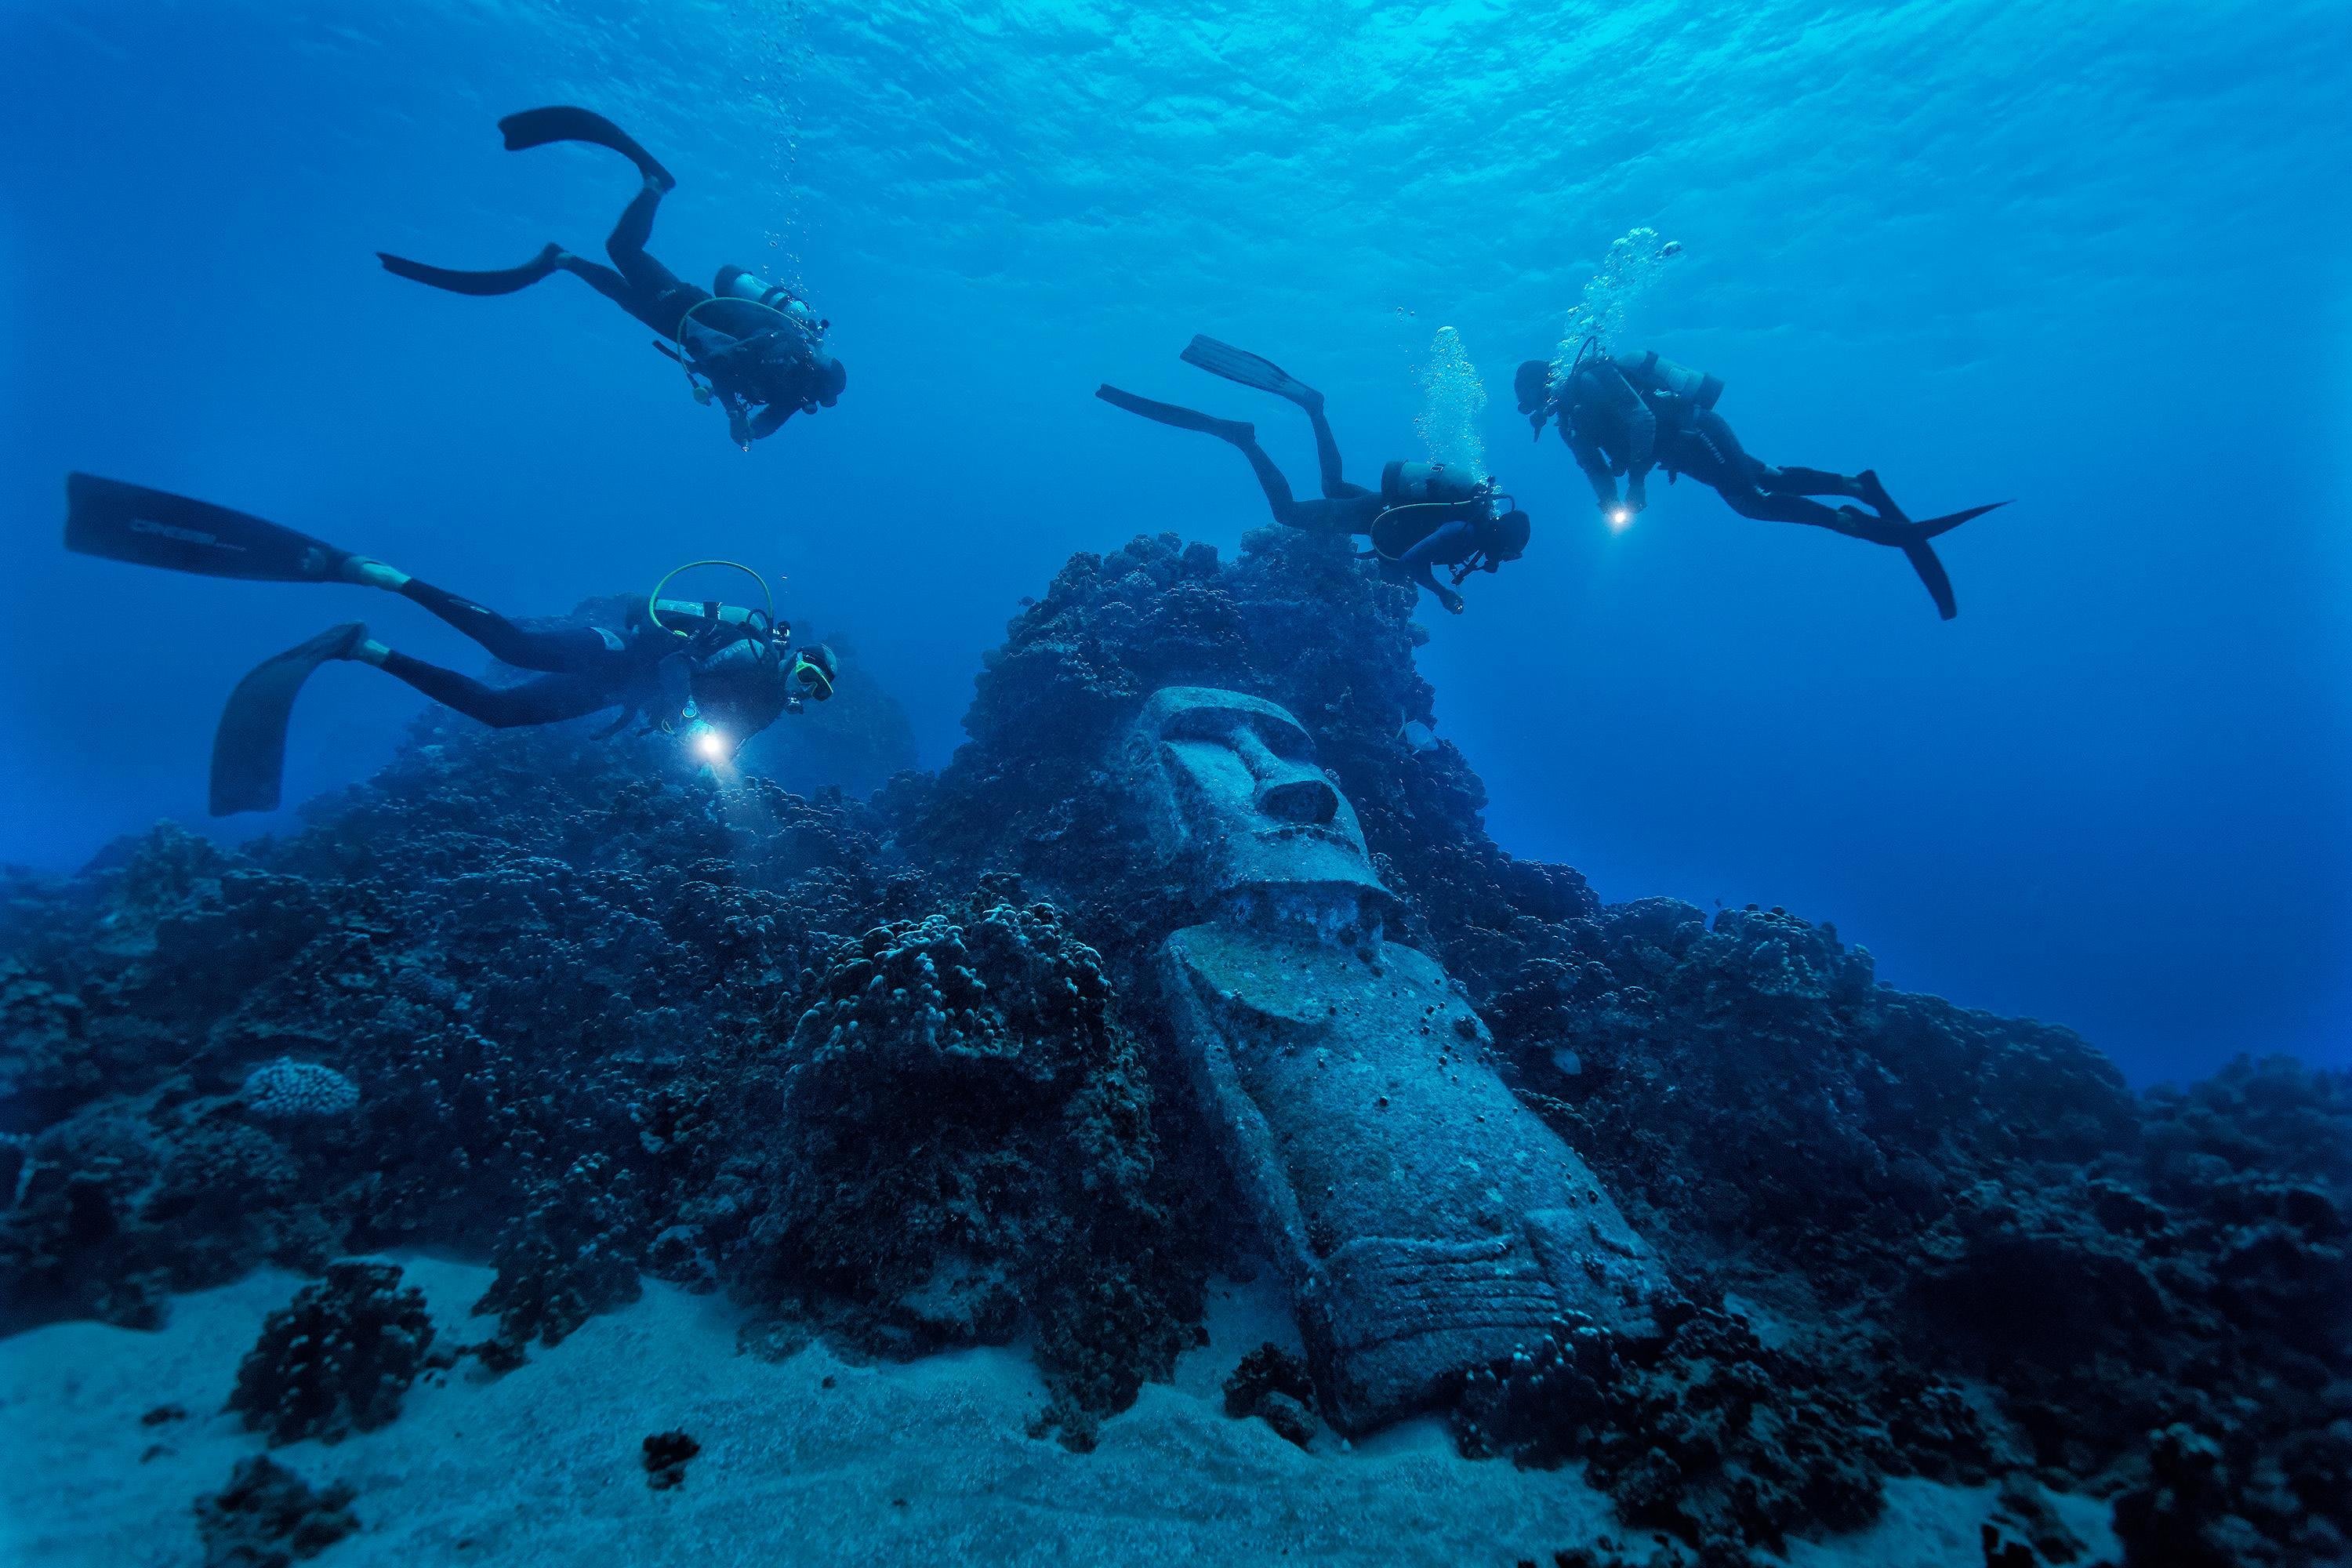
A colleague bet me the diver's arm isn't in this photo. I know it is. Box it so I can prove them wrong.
[1399,524,1469,613]
[1567,430,1620,507]
[746,401,797,441]
[1602,365,1657,493]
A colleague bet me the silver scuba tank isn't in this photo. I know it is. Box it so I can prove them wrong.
[1627,350,1724,410]
[714,265,822,334]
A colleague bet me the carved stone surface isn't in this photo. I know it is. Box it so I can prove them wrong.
[1127,686,1668,1432]
[1123,686,1396,924]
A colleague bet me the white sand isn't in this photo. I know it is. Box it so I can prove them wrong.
[0,1258,2113,1566]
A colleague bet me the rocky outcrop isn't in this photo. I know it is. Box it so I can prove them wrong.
[230,1260,435,1444]
[194,1454,358,1567]
[742,896,1200,1444]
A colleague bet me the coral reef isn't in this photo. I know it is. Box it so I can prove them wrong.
[229,1260,435,1444]
[471,1152,644,1356]
[742,896,1199,1444]
[194,1454,358,1567]
[1457,1305,1926,1561]
[0,525,2341,1563]
[240,1060,359,1123]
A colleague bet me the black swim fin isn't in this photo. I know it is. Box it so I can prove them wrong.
[65,474,352,583]
[498,106,674,190]
[1179,336,1322,408]
[1096,384,1254,445]
[1912,500,2009,540]
[210,623,366,816]
[1900,540,1959,620]
[379,243,562,297]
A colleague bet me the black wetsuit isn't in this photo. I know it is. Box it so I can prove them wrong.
[382,179,825,443]
[1224,397,1387,536]
[378,581,671,728]
[553,184,822,442]
[1553,351,1864,529]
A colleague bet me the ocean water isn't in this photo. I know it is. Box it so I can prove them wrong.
[2,5,2350,1564]
[3,0,2347,1081]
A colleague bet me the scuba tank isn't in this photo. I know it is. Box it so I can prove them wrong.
[1623,350,1723,411]
[1371,461,1495,559]
[713,265,824,334]
[1379,460,1486,510]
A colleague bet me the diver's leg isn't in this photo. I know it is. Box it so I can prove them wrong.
[394,578,621,673]
[1098,383,1340,528]
[1280,495,1382,537]
[604,180,693,301]
[550,252,637,311]
[1754,459,1866,499]
[1682,411,1852,528]
[1715,486,1853,529]
[1299,397,1358,499]
[358,643,617,729]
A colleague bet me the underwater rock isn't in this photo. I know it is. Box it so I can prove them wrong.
[641,1428,700,1490]
[745,895,1198,1443]
[1129,684,1666,1432]
[229,1260,435,1444]
[1222,1342,1319,1446]
[194,1454,358,1568]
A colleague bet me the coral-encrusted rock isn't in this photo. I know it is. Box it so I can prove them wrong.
[1456,1307,1893,1562]
[194,1454,358,1567]
[472,1152,644,1355]
[229,1261,434,1444]
[749,897,1197,1442]
[1223,1342,1319,1446]
[241,1060,359,1123]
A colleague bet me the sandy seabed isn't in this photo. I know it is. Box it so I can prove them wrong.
[0,1258,2112,1567]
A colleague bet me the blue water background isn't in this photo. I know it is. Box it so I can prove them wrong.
[2,1,2347,1081]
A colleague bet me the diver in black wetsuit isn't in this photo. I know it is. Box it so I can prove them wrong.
[1099,337,1531,615]
[61,474,839,815]
[377,107,847,448]
[1515,351,2005,619]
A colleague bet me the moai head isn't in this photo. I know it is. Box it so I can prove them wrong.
[1123,686,1396,930]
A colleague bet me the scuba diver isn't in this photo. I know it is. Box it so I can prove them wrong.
[1514,349,2005,619]
[62,474,839,816]
[1098,337,1531,615]
[376,107,847,448]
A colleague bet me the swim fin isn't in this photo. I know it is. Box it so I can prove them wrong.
[378,243,562,297]
[1179,336,1323,408]
[1096,384,1254,445]
[210,622,366,816]
[498,106,674,191]
[65,474,352,583]
[1911,500,2009,540]
[1901,540,1959,620]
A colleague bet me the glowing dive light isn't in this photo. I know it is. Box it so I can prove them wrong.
[695,728,731,762]
[1610,507,1632,528]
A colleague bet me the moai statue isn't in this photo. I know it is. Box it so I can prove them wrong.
[1123,686,1668,1432]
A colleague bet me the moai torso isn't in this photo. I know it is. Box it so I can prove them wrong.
[1124,688,1667,1432]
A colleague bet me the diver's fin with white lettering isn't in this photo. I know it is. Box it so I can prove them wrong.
[64,474,352,583]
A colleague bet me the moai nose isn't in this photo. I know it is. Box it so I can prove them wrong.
[1260,775,1339,826]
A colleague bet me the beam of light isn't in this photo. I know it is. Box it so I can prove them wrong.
[695,728,732,762]
[1610,507,1633,529]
